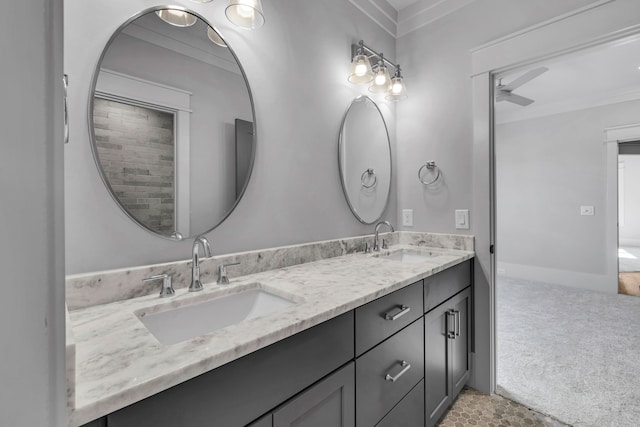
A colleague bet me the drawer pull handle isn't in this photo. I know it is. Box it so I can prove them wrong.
[385,360,411,382]
[447,310,456,339]
[454,309,461,337]
[384,305,410,321]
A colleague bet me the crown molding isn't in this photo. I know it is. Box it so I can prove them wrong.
[349,0,477,38]
[397,0,476,38]
[349,0,398,38]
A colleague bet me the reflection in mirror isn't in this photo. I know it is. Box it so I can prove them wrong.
[90,7,255,239]
[339,96,392,224]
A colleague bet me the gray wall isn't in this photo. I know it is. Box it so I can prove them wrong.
[65,0,397,274]
[0,0,66,426]
[495,100,640,293]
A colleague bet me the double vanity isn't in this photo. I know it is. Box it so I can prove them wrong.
[66,7,473,426]
[67,231,474,427]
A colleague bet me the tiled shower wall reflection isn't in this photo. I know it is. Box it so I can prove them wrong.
[93,98,175,234]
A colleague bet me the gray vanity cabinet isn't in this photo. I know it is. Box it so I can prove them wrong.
[424,287,471,427]
[355,318,424,427]
[106,312,354,427]
[375,380,425,427]
[271,362,355,427]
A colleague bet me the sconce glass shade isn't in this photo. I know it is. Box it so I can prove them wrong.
[207,27,228,47]
[369,64,391,93]
[226,0,265,29]
[155,9,198,27]
[386,76,408,101]
[348,54,374,84]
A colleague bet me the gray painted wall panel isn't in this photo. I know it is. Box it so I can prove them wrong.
[0,0,65,425]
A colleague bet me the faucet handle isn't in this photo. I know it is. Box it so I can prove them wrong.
[364,242,372,253]
[382,239,389,250]
[144,274,175,298]
[217,262,240,285]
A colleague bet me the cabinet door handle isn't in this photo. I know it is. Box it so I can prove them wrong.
[63,74,69,144]
[454,309,461,337]
[447,310,456,339]
[385,360,411,382]
[384,305,410,321]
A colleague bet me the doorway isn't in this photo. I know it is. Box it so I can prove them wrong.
[493,39,640,426]
[618,142,640,296]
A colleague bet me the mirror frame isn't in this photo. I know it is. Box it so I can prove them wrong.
[87,5,257,240]
[338,95,392,224]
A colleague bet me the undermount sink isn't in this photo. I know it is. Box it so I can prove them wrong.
[374,248,444,263]
[136,286,297,345]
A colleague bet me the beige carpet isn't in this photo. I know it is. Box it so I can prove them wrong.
[618,272,640,296]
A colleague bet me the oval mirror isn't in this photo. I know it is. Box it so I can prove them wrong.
[89,7,255,239]
[338,96,391,224]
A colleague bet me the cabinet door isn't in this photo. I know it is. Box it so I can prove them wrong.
[424,303,451,427]
[450,287,471,398]
[273,363,355,427]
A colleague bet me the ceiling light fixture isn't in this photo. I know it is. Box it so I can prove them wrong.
[347,40,408,101]
[207,27,227,47]
[157,2,266,30]
[225,0,265,29]
[155,9,198,27]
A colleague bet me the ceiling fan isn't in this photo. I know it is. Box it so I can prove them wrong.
[495,66,549,106]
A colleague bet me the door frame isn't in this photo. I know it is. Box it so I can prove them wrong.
[470,0,640,394]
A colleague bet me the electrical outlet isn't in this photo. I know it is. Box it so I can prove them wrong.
[402,209,413,227]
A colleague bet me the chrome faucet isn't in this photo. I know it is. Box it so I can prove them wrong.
[373,220,394,252]
[189,235,212,292]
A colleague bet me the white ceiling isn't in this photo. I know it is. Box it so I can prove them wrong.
[495,35,640,124]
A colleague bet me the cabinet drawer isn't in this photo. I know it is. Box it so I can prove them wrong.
[355,280,423,356]
[356,318,424,427]
[375,380,425,427]
[424,260,471,313]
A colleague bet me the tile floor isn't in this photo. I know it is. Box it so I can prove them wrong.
[438,387,569,427]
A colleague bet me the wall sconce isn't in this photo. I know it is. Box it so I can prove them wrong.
[386,65,408,101]
[156,1,266,30]
[348,40,408,101]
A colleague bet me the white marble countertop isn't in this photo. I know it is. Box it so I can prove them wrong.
[68,243,474,426]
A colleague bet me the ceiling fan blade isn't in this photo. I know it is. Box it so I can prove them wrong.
[496,92,535,106]
[502,66,549,92]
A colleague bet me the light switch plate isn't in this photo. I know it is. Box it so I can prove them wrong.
[580,205,595,216]
[402,209,413,227]
[455,209,469,230]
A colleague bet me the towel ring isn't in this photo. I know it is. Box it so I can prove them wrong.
[418,161,440,185]
[361,168,377,189]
